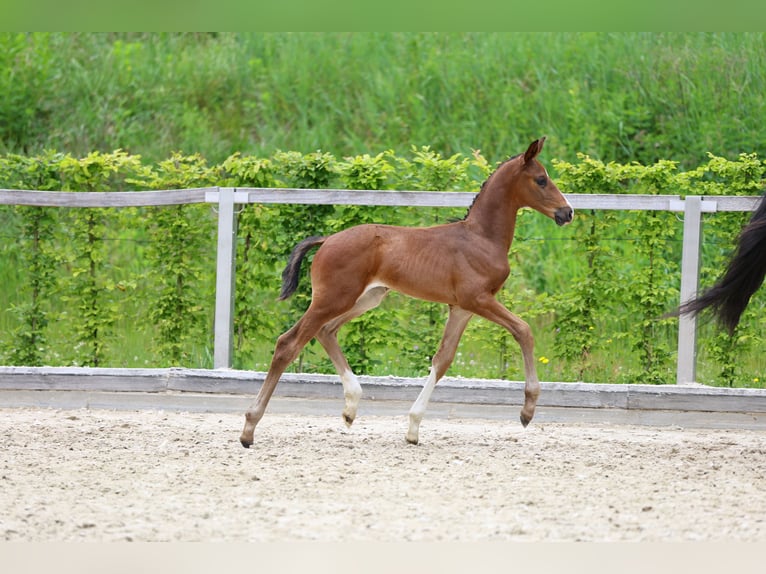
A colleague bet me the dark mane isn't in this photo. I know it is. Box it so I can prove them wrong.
[463,153,521,219]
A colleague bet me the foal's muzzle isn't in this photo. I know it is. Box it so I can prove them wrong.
[554,205,574,226]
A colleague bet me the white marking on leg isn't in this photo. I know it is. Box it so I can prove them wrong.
[340,369,362,426]
[406,367,438,444]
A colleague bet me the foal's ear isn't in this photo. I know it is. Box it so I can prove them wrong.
[523,137,546,164]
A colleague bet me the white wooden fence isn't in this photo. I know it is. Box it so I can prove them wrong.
[1,187,761,384]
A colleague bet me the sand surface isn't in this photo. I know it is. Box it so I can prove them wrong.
[2,406,766,542]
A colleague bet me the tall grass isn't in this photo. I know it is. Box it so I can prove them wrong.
[2,32,765,167]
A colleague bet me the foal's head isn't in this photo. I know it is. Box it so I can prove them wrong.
[506,137,573,226]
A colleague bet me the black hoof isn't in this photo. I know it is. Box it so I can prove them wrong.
[240,439,252,449]
[520,414,531,428]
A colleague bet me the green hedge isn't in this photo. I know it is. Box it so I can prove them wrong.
[1,149,764,387]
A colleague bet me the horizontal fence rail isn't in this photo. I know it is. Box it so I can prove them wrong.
[0,188,210,207]
[5,187,761,211]
[1,187,761,385]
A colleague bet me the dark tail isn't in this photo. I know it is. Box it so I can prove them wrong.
[678,191,766,334]
[278,236,326,301]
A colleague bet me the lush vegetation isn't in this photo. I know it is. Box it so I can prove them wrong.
[2,33,766,167]
[1,32,765,386]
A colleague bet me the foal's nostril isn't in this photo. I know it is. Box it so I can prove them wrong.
[555,206,574,226]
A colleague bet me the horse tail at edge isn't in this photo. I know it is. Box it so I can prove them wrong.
[278,235,326,301]
[679,190,766,334]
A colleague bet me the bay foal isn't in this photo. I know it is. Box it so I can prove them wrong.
[240,138,574,447]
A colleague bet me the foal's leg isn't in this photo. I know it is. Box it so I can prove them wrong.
[468,296,540,427]
[406,306,473,445]
[240,304,347,448]
[315,286,389,426]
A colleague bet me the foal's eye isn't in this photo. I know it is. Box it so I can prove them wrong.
[536,175,548,187]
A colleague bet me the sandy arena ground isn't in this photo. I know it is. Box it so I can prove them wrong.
[2,404,766,542]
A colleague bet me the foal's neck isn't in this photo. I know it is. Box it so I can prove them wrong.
[464,167,520,252]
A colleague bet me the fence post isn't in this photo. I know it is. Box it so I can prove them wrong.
[213,187,238,369]
[676,195,703,384]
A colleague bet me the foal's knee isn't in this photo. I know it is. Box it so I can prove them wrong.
[315,324,337,347]
[271,332,300,368]
[431,354,455,381]
[508,318,531,346]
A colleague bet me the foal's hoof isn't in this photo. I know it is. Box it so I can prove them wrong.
[343,413,355,427]
[520,413,532,428]
[240,437,253,449]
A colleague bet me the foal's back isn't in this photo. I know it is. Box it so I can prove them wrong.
[311,221,507,307]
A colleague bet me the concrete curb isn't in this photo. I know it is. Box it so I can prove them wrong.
[2,366,766,415]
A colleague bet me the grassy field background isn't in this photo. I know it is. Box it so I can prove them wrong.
[3,33,766,167]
